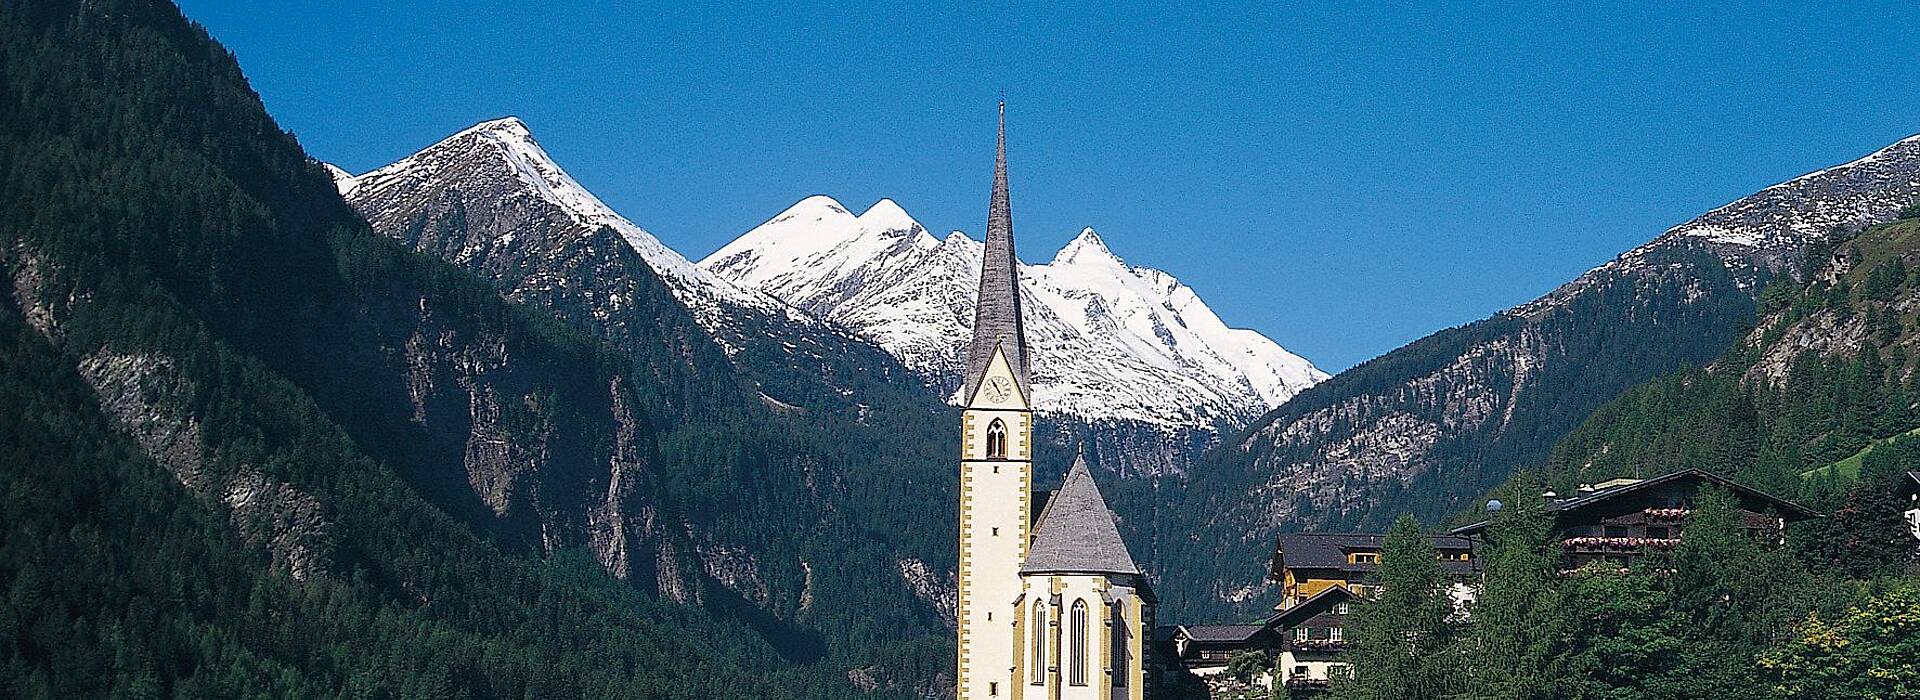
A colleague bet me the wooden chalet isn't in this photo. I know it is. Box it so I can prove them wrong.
[1449,468,1820,570]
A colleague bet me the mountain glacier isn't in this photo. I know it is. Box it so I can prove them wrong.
[701,195,1327,427]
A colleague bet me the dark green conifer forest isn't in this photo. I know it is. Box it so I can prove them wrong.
[0,0,951,696]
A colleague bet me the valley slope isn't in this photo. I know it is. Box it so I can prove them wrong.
[1159,133,1920,616]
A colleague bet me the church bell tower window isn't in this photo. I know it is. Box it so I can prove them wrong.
[986,419,1008,459]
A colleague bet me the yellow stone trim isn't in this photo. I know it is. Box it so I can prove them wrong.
[1105,594,1121,694]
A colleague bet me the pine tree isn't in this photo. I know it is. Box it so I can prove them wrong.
[1667,487,1802,700]
[1452,474,1559,700]
[1332,515,1457,700]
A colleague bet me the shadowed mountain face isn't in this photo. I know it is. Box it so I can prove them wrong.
[0,0,962,695]
[1152,133,1920,617]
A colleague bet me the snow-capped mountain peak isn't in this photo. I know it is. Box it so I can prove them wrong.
[342,117,780,327]
[703,199,1328,428]
[1052,228,1121,268]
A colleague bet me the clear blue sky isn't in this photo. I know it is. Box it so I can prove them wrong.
[179,1,1920,372]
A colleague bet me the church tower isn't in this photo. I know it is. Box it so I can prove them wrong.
[958,103,1150,700]
[957,101,1034,700]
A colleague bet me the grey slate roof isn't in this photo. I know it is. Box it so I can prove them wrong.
[1273,533,1474,568]
[962,102,1031,404]
[1177,624,1269,643]
[1022,455,1139,575]
[1270,532,1478,576]
[1265,585,1355,628]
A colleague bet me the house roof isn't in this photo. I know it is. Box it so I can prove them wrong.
[1448,467,1821,536]
[1269,532,1478,577]
[1176,624,1270,644]
[1266,585,1354,628]
[1021,455,1139,576]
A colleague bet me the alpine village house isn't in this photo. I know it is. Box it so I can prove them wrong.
[1164,468,1819,696]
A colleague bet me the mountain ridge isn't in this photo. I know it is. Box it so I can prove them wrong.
[702,192,1329,428]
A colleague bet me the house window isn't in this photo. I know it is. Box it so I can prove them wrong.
[1334,603,1350,616]
[986,419,1008,459]
[1350,552,1380,564]
[1070,600,1089,686]
[1030,601,1047,684]
[1328,627,1343,642]
[1605,525,1629,538]
[989,682,998,696]
[1646,526,1671,540]
[1293,665,1309,679]
[1294,627,1309,642]
[992,527,999,536]
[1111,601,1128,686]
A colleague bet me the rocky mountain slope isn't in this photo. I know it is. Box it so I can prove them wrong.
[0,0,933,694]
[1157,132,1920,616]
[701,195,1326,429]
[332,118,931,420]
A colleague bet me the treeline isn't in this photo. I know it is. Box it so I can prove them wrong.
[1326,480,1916,700]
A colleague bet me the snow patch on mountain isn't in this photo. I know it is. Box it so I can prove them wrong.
[337,117,781,328]
[1518,132,1920,317]
[702,197,1328,428]
[322,163,358,196]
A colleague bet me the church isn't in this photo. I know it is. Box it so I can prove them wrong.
[956,104,1154,700]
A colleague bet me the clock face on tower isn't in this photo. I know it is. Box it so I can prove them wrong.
[983,376,1013,403]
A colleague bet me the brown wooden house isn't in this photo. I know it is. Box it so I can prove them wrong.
[1267,532,1479,609]
[1449,468,1820,570]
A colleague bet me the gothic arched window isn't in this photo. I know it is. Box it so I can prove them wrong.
[1030,600,1047,685]
[986,419,1008,459]
[1069,599,1089,686]
[1111,600,1128,686]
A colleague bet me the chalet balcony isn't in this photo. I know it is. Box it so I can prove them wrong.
[1560,535,1680,553]
[1286,638,1350,652]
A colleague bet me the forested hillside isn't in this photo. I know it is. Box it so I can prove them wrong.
[1157,129,1920,618]
[0,0,948,695]
[1316,210,1920,700]
[1546,210,1920,505]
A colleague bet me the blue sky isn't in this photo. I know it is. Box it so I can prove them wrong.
[180,1,1920,372]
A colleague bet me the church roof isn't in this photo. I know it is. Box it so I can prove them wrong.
[962,102,1031,404]
[1022,455,1139,576]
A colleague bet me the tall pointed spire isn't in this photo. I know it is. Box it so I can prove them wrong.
[964,101,1031,402]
